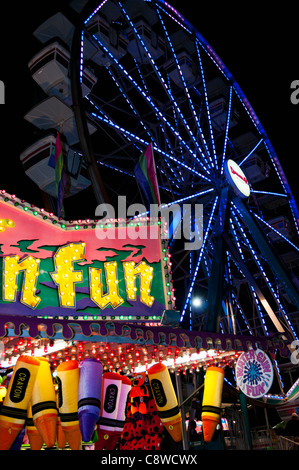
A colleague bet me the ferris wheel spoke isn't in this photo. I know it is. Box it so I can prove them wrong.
[91,70,186,192]
[250,190,288,198]
[90,33,209,177]
[90,107,212,182]
[232,198,299,313]
[117,1,210,175]
[231,290,254,336]
[155,6,213,174]
[69,0,299,342]
[220,86,233,175]
[161,187,215,208]
[230,206,298,338]
[262,140,299,235]
[195,40,218,169]
[180,195,219,322]
[103,65,189,190]
[105,66,155,142]
[132,60,189,183]
[165,77,212,175]
[222,228,287,335]
[229,216,245,261]
[251,211,299,252]
[239,138,264,166]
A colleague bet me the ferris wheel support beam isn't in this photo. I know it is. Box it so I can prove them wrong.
[222,229,288,337]
[205,187,230,333]
[70,0,109,205]
[233,197,299,311]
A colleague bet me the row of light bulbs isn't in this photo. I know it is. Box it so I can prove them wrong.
[0,336,240,375]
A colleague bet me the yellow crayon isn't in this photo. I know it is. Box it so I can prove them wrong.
[147,363,182,442]
[56,360,82,450]
[31,357,57,448]
[202,366,224,442]
[0,355,40,450]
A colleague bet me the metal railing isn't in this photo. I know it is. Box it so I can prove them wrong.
[276,436,299,450]
[251,428,299,450]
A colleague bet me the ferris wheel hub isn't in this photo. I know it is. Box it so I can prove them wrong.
[224,159,250,199]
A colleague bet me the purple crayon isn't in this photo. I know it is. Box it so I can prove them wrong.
[78,358,103,442]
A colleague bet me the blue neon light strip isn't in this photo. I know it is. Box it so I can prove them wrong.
[155,5,212,175]
[231,204,298,340]
[221,86,233,174]
[180,196,219,321]
[252,211,299,253]
[239,138,264,166]
[90,109,211,181]
[84,0,108,25]
[89,33,210,179]
[117,1,209,174]
[195,41,217,169]
[250,190,287,198]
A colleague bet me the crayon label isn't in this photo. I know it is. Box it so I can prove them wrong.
[104,384,118,414]
[150,379,167,408]
[9,368,30,403]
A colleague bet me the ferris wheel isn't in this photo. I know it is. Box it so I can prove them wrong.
[22,0,299,346]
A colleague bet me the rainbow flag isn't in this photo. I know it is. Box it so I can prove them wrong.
[48,132,65,217]
[134,143,161,209]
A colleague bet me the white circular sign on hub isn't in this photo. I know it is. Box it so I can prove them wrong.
[224,159,250,198]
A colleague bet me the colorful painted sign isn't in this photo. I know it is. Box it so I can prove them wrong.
[0,192,174,320]
[235,348,274,398]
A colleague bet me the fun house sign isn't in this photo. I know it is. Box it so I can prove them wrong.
[0,193,173,320]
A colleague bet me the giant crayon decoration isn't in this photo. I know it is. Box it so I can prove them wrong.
[0,355,40,450]
[147,363,182,442]
[108,374,131,449]
[31,357,57,448]
[78,358,103,442]
[55,384,67,449]
[56,360,82,450]
[96,372,123,450]
[56,415,67,449]
[201,366,224,442]
[11,426,26,450]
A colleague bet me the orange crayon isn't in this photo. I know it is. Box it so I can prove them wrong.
[56,415,67,449]
[26,403,44,450]
[0,355,40,450]
[201,366,224,442]
[56,360,82,450]
[55,385,67,449]
[32,357,57,448]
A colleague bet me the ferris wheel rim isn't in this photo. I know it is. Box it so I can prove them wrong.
[69,0,299,340]
[73,0,299,226]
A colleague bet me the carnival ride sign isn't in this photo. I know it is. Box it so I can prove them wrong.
[0,193,173,320]
[235,348,274,398]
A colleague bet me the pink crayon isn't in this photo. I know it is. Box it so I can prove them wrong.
[95,372,123,450]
